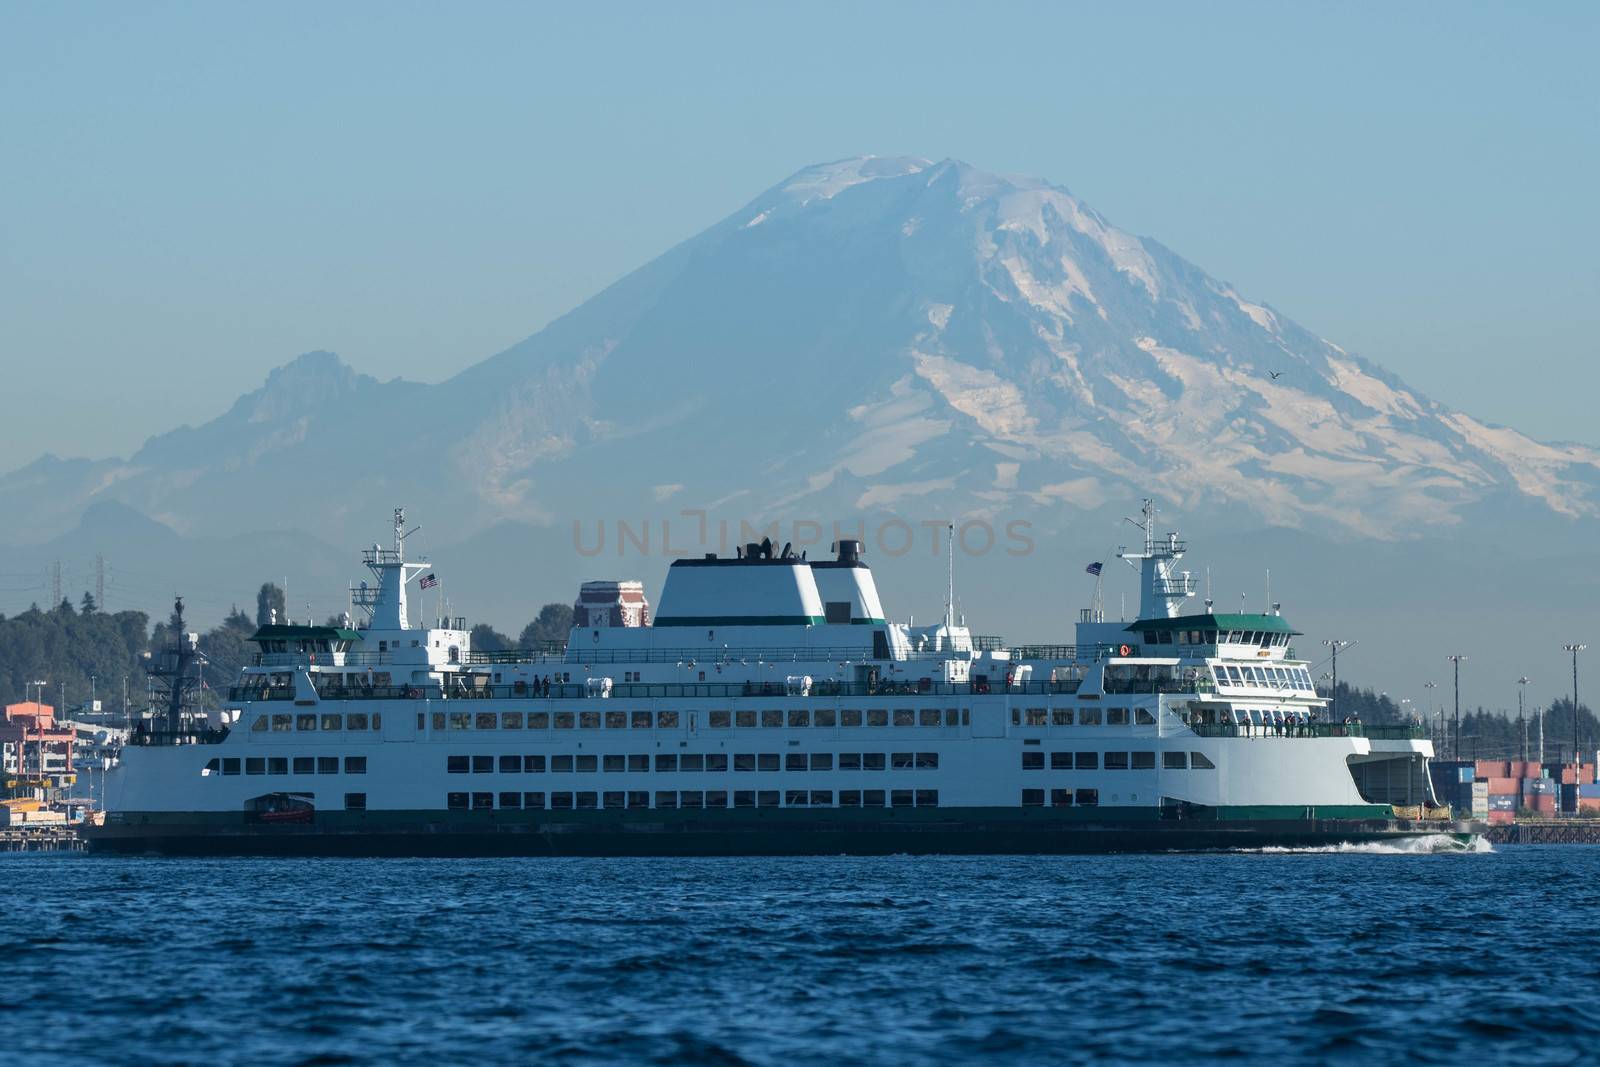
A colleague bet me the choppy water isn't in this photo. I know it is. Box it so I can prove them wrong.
[3,840,1598,1065]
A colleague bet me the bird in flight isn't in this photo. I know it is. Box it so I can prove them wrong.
[1269,371,1283,380]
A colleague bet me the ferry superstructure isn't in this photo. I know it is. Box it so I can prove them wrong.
[87,504,1474,855]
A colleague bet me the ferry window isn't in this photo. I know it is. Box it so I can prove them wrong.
[1105,752,1129,770]
[785,753,806,772]
[706,754,728,772]
[345,756,368,775]
[1136,709,1156,725]
[706,791,728,809]
[526,755,547,773]
[1131,751,1155,770]
[501,712,523,730]
[1107,708,1129,726]
[245,758,265,775]
[840,790,862,807]
[499,792,522,809]
[528,712,550,729]
[292,757,314,775]
[1051,788,1072,808]
[757,791,780,808]
[447,792,468,810]
[433,712,447,731]
[916,753,938,769]
[296,715,317,731]
[839,753,862,771]
[578,712,601,730]
[1025,708,1047,726]
[1075,752,1098,770]
[655,791,677,809]
[762,709,783,728]
[815,709,837,727]
[709,710,732,728]
[627,791,649,809]
[345,793,367,811]
[1191,752,1216,769]
[863,753,886,771]
[317,756,339,774]
[603,791,626,810]
[448,755,469,774]
[1079,708,1103,726]
[893,708,915,727]
[868,709,889,727]
[605,711,627,729]
[915,790,938,808]
[1075,788,1099,807]
[1051,752,1071,770]
[1020,789,1045,807]
[946,709,960,727]
[841,709,863,727]
[757,753,780,772]
[500,755,522,773]
[554,713,575,729]
[788,709,810,727]
[734,754,756,772]
[603,755,625,773]
[961,709,971,726]
[681,754,705,772]
[472,755,493,773]
[268,757,287,775]
[551,792,574,810]
[786,790,809,807]
[734,790,756,808]
[657,711,680,729]
[632,711,653,729]
[810,753,833,771]
[628,754,649,772]
[576,755,597,773]
[1163,751,1187,769]
[1053,709,1073,726]
[889,752,913,770]
[449,713,471,730]
[656,754,678,772]
[348,712,369,731]
[736,710,757,727]
[680,791,704,809]
[552,755,574,773]
[471,793,493,810]
[251,715,268,733]
[321,713,342,731]
[863,789,886,808]
[524,792,546,809]
[1021,752,1044,771]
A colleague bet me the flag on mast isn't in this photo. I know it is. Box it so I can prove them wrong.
[419,573,438,590]
[1085,562,1103,576]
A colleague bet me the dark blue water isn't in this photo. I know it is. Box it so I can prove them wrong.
[3,840,1598,1065]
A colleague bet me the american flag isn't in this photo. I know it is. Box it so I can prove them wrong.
[1085,562,1103,576]
[419,573,438,589]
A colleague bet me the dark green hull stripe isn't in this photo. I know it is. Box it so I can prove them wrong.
[652,616,826,627]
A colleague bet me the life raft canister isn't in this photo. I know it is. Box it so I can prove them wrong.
[1118,644,1132,656]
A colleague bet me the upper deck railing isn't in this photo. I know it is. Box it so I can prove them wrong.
[1190,722,1426,740]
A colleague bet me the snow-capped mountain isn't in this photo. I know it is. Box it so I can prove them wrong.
[7,156,1598,550]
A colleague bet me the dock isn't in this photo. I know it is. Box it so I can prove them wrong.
[0,827,85,853]
[1486,821,1600,845]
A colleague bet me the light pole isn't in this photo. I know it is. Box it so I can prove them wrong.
[1324,640,1349,720]
[1517,676,1530,763]
[1563,644,1585,773]
[1423,681,1438,746]
[1446,655,1467,761]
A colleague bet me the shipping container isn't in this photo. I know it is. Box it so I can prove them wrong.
[1471,781,1489,796]
[1526,779,1557,795]
[1476,760,1511,780]
[1578,783,1600,799]
[1488,795,1517,811]
[1458,766,1475,783]
[1485,776,1519,795]
[1487,810,1515,825]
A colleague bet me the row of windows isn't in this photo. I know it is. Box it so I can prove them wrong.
[1012,707,1156,727]
[1020,751,1216,771]
[1141,629,1289,648]
[250,713,382,733]
[1022,788,1099,807]
[207,756,366,776]
[422,708,973,731]
[445,789,941,811]
[1214,665,1313,691]
[445,752,941,774]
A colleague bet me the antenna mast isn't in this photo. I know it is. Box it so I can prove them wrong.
[945,523,955,629]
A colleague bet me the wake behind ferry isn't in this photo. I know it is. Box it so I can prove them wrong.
[87,502,1478,855]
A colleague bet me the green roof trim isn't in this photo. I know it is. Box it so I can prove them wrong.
[1126,613,1298,636]
[250,624,363,643]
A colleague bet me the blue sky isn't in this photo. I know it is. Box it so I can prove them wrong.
[2,1,1596,464]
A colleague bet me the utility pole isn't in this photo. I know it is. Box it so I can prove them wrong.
[1446,655,1467,761]
[1423,681,1438,747]
[1517,676,1530,762]
[50,560,62,607]
[1563,644,1585,772]
[1324,639,1349,720]
[96,553,105,610]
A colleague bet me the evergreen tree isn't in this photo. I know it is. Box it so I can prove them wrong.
[255,582,286,627]
[518,603,574,648]
[80,591,98,614]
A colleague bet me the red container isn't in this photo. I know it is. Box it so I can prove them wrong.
[1486,777,1519,795]
[1476,760,1511,779]
[1487,810,1515,825]
[1530,795,1558,813]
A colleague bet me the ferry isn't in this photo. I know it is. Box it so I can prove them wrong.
[86,503,1478,855]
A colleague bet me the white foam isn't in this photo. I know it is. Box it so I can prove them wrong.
[1234,833,1491,856]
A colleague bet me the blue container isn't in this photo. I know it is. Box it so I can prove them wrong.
[1579,783,1600,799]
[1528,779,1557,795]
[1489,795,1517,811]
[1458,766,1475,783]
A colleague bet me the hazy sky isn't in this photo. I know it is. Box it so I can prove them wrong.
[2,2,1596,467]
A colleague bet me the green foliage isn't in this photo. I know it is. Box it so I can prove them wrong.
[518,603,574,648]
[0,601,151,710]
[255,582,286,627]
[470,623,513,652]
